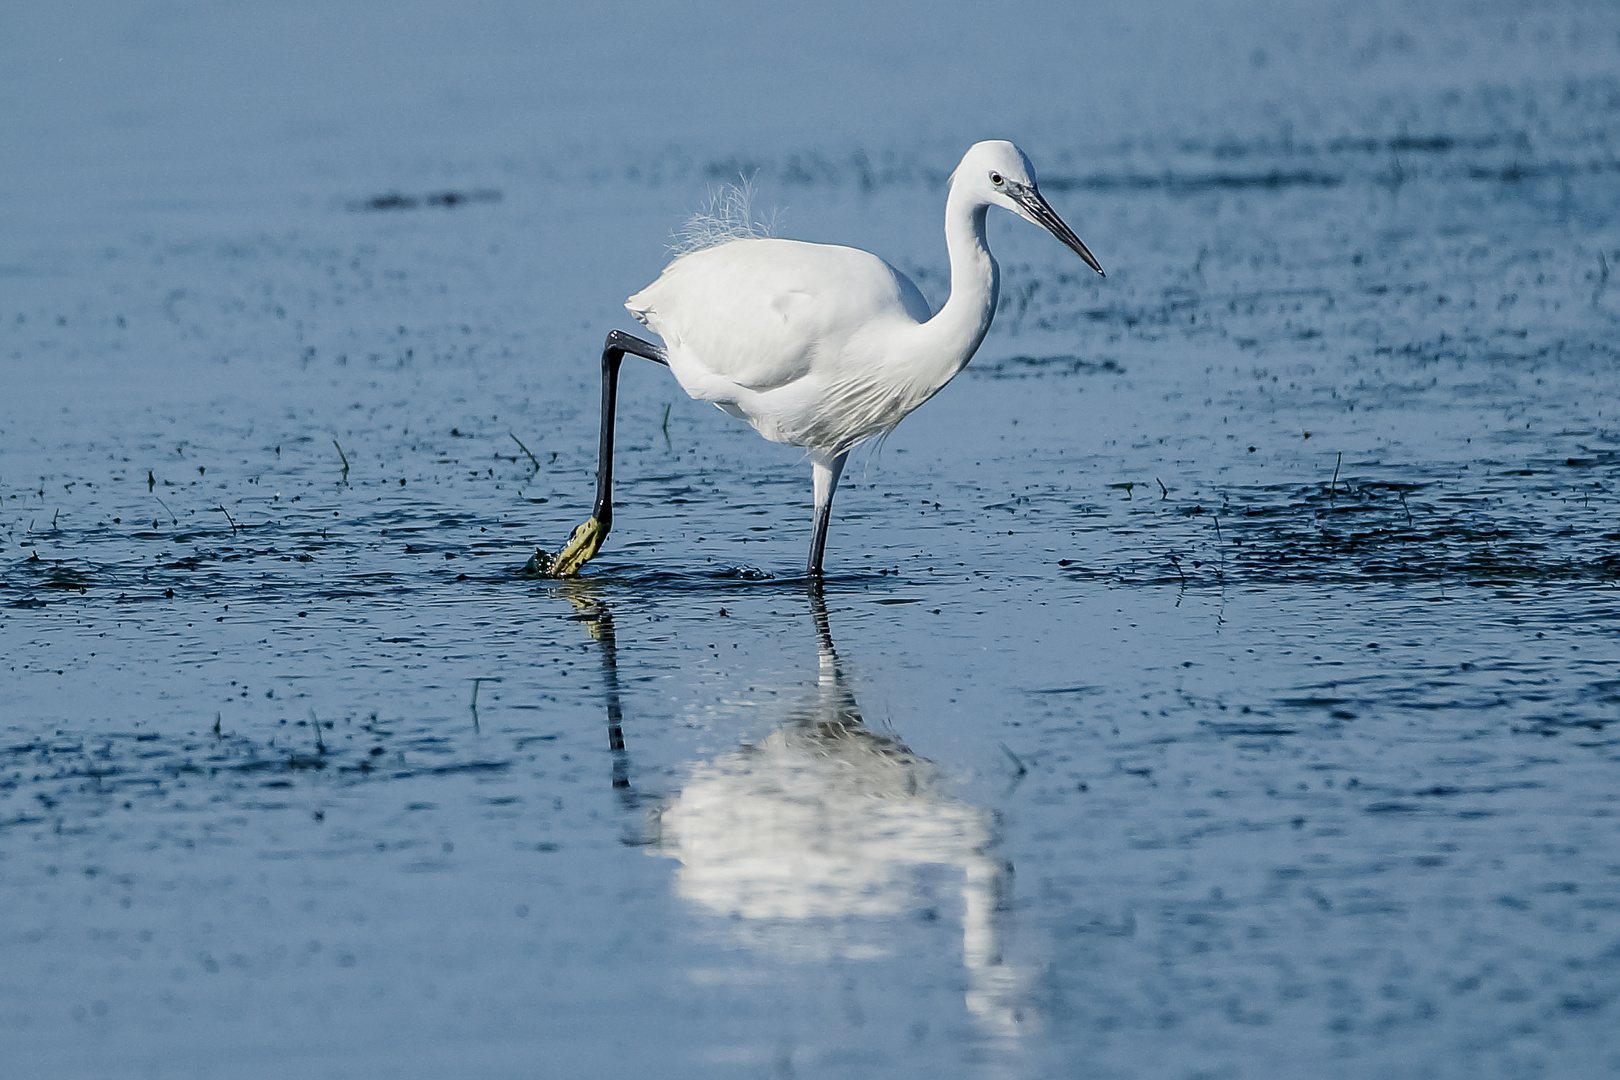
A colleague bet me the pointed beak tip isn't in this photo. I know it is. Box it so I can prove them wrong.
[1074,247,1105,277]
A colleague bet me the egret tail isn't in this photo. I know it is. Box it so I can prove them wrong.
[529,330,666,577]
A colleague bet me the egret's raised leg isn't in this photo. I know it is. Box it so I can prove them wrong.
[807,451,848,579]
[530,330,667,577]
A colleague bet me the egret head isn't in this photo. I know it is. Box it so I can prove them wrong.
[954,140,1105,277]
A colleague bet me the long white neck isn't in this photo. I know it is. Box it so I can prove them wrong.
[906,184,999,396]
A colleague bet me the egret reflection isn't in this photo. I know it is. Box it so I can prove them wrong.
[564,583,1029,1034]
[556,580,632,799]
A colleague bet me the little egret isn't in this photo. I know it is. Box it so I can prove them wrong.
[533,139,1104,579]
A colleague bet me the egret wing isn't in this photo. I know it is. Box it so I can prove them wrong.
[628,239,926,393]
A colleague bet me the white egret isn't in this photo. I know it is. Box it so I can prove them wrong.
[534,139,1104,579]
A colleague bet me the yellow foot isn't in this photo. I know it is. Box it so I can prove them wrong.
[525,516,608,578]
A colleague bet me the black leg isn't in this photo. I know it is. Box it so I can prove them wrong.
[593,331,669,528]
[807,452,847,579]
[808,501,832,579]
[534,330,666,577]
[589,348,624,529]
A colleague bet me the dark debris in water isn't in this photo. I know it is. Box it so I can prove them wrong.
[350,189,502,212]
[971,354,1124,380]
[1058,473,1620,589]
[0,720,520,831]
[1043,168,1347,194]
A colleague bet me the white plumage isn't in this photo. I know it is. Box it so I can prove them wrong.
[629,238,936,452]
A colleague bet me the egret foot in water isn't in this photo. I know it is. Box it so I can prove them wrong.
[531,515,609,578]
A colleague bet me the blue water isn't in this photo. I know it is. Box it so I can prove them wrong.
[3,2,1619,1077]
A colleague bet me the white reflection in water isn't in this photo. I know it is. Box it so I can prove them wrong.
[642,594,1029,1035]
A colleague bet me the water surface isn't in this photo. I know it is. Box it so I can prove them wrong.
[3,2,1619,1077]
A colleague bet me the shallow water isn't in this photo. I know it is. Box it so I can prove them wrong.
[4,1,1620,1077]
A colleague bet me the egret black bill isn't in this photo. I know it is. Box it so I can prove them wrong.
[1009,182,1105,277]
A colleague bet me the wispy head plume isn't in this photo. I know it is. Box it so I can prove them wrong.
[670,174,783,255]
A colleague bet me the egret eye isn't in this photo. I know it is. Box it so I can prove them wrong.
[989,172,1004,186]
